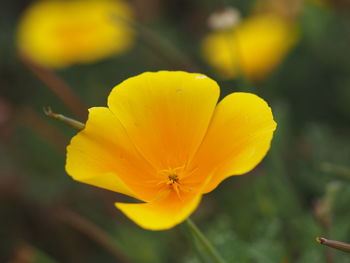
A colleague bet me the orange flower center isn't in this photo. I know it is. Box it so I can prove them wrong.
[167,174,179,184]
[166,173,182,197]
[150,167,193,200]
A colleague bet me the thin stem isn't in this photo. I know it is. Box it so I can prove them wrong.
[185,218,226,263]
[323,225,334,263]
[20,107,67,153]
[44,107,85,131]
[317,237,350,253]
[18,52,87,120]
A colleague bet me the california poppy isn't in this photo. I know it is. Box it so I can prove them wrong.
[66,71,276,230]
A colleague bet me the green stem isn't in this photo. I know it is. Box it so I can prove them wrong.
[44,107,85,131]
[185,218,226,263]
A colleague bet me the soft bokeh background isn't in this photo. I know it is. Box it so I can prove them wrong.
[1,0,350,262]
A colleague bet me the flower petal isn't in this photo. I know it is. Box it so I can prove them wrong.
[107,71,220,170]
[188,92,276,193]
[115,191,202,230]
[66,107,159,201]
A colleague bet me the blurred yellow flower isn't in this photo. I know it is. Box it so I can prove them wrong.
[201,14,298,81]
[17,0,134,68]
[66,71,276,230]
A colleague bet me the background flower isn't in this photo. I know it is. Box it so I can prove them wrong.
[202,14,298,80]
[17,0,134,68]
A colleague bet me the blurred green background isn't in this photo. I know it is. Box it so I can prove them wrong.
[1,0,350,262]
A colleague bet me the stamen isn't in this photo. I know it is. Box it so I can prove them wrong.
[173,183,182,200]
[168,174,179,184]
[166,174,183,200]
[158,165,185,177]
[151,166,195,201]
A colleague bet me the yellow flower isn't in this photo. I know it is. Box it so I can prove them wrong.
[66,71,277,230]
[201,14,298,80]
[17,0,134,68]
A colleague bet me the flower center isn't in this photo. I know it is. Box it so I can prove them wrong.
[165,173,182,198]
[168,174,179,185]
[150,166,195,201]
